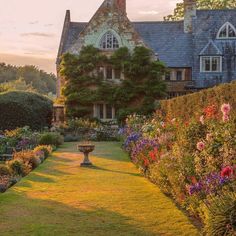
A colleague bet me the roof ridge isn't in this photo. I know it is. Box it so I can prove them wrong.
[132,20,183,24]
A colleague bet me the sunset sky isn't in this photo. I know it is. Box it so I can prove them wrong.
[0,0,179,74]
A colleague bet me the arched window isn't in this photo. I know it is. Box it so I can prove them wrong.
[99,32,119,50]
[217,22,236,39]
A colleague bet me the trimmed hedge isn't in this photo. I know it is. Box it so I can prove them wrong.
[160,81,236,120]
[0,91,53,130]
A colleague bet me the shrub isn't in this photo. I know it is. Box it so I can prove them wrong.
[7,159,30,177]
[0,91,53,130]
[39,132,64,147]
[13,150,41,170]
[34,145,52,159]
[0,175,11,193]
[202,192,236,236]
[0,164,11,176]
[160,81,236,120]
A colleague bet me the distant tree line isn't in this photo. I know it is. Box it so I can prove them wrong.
[0,63,56,95]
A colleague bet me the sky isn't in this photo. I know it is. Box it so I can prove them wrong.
[0,0,179,74]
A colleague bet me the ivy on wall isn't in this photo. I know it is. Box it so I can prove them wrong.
[60,45,167,121]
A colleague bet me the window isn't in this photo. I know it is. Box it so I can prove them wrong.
[200,56,222,72]
[165,72,171,81]
[114,69,121,79]
[100,32,119,50]
[176,71,183,81]
[104,67,122,80]
[106,105,113,119]
[106,67,113,79]
[217,22,236,39]
[94,104,115,120]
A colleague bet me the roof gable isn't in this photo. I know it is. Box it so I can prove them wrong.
[68,0,145,54]
[199,40,222,55]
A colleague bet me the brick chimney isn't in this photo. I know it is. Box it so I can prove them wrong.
[184,0,196,33]
[115,0,126,14]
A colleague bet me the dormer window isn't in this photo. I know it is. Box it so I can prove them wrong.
[217,22,236,39]
[100,32,119,50]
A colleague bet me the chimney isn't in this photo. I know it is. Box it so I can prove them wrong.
[65,10,71,23]
[184,0,196,33]
[115,0,126,14]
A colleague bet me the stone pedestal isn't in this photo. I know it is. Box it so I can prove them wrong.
[78,144,95,167]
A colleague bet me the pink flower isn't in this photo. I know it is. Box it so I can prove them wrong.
[199,115,204,125]
[221,103,231,115]
[223,114,230,122]
[197,141,205,151]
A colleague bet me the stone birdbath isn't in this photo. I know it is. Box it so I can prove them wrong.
[78,143,95,167]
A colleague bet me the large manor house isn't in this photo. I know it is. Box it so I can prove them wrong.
[57,0,236,99]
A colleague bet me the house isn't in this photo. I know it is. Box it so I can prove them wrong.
[56,0,236,119]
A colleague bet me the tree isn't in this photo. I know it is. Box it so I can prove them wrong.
[60,46,167,121]
[164,0,236,21]
[0,63,56,95]
[0,78,36,93]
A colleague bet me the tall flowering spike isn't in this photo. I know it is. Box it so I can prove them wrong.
[221,103,231,115]
[199,115,204,125]
[223,114,230,122]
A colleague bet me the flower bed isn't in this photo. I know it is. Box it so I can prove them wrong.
[0,127,63,193]
[54,118,120,142]
[121,104,236,235]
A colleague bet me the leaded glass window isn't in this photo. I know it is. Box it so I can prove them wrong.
[217,22,236,39]
[100,32,119,50]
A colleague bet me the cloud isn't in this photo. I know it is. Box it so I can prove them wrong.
[138,10,159,15]
[29,21,39,25]
[44,24,54,27]
[20,32,55,38]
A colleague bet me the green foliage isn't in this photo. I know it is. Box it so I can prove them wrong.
[0,165,11,176]
[0,91,53,130]
[0,63,56,95]
[202,193,236,236]
[60,45,167,121]
[39,132,64,147]
[7,159,28,176]
[160,82,236,120]
[164,0,236,21]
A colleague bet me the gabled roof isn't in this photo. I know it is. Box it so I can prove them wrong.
[199,40,222,55]
[58,20,193,68]
[62,22,87,54]
[133,21,193,67]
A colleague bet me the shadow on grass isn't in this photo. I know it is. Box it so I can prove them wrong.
[0,190,158,236]
[89,165,141,177]
[58,142,131,163]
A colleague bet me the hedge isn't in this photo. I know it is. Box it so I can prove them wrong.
[160,81,236,120]
[0,91,53,130]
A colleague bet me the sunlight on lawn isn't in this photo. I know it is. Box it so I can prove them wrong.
[0,142,200,236]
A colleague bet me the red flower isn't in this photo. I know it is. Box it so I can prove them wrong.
[143,159,150,167]
[149,148,158,161]
[221,166,233,178]
[204,104,218,119]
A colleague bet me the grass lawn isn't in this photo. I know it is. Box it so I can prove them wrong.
[0,142,200,236]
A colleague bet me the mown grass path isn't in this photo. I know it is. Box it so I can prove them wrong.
[0,142,200,236]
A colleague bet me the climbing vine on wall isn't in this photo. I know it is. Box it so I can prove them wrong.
[60,45,167,121]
